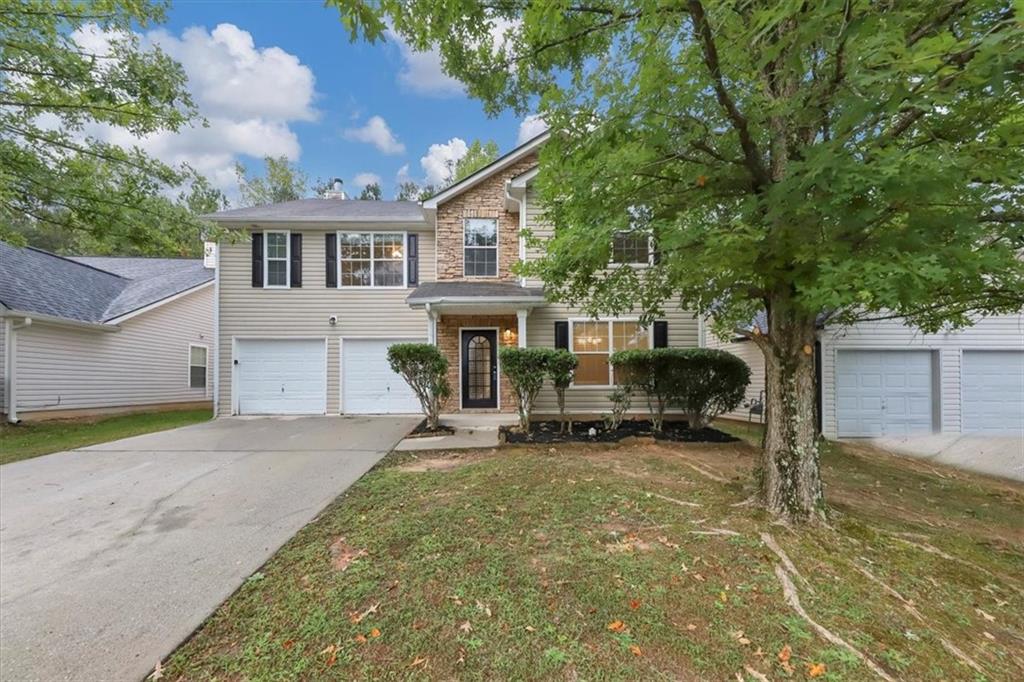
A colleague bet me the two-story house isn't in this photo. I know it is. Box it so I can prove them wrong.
[208,132,701,417]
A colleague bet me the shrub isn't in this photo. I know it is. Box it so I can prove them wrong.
[609,349,683,431]
[386,343,450,431]
[499,347,558,431]
[673,348,751,428]
[545,349,578,433]
[604,386,632,431]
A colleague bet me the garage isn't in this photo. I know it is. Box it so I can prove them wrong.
[836,350,934,437]
[342,339,422,414]
[235,339,327,415]
[963,350,1024,434]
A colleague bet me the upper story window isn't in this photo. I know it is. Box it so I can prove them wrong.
[339,232,405,287]
[464,218,498,277]
[265,231,290,287]
[611,231,652,265]
[189,344,208,389]
[570,319,651,386]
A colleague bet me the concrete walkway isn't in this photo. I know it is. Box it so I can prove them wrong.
[857,433,1024,481]
[394,413,517,451]
[0,416,417,682]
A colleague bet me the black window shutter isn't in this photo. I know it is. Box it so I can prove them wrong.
[554,321,569,350]
[407,233,419,286]
[651,237,660,265]
[325,233,338,288]
[251,232,264,287]
[653,320,669,348]
[289,233,302,287]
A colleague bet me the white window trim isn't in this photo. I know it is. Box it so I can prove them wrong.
[337,230,408,289]
[263,229,290,289]
[188,343,209,390]
[463,217,499,278]
[567,317,654,388]
[609,232,655,267]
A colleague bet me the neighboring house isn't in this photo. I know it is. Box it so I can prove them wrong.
[1,241,215,421]
[207,132,702,417]
[710,314,1024,438]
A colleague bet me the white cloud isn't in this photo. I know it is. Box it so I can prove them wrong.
[517,114,549,144]
[343,115,406,155]
[387,30,464,97]
[396,164,412,183]
[67,23,317,200]
[420,137,468,186]
[353,172,382,187]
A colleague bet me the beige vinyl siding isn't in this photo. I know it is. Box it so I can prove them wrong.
[527,303,700,414]
[523,186,549,287]
[217,226,434,415]
[819,314,1024,438]
[11,285,213,415]
[705,331,766,423]
[0,320,6,412]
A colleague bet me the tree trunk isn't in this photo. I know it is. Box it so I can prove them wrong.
[758,300,824,522]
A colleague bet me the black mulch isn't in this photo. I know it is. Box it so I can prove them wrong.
[501,419,738,444]
[407,419,457,438]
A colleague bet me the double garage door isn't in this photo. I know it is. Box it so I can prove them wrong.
[235,338,420,415]
[962,351,1024,434]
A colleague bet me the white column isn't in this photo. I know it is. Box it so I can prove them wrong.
[517,309,528,348]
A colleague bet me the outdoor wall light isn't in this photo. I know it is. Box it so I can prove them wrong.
[503,327,516,343]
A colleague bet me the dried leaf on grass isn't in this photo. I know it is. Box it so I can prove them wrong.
[329,536,368,572]
[607,620,627,633]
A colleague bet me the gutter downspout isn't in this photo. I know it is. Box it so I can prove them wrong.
[212,242,221,417]
[6,317,32,423]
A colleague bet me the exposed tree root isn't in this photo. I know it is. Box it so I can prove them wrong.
[730,495,758,507]
[742,665,770,682]
[681,460,730,483]
[773,565,896,681]
[761,532,812,592]
[689,528,741,537]
[939,638,987,677]
[887,535,1024,597]
[650,492,702,508]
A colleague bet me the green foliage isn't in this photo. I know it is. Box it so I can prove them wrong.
[0,1,220,253]
[604,386,631,431]
[452,139,499,183]
[499,346,558,431]
[386,343,450,430]
[395,180,436,201]
[609,349,682,431]
[672,349,751,429]
[545,349,578,432]
[358,182,383,200]
[235,156,310,207]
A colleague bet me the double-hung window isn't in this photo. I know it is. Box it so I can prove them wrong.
[464,218,498,277]
[611,231,651,265]
[264,231,290,287]
[339,232,405,287]
[189,344,208,389]
[570,320,650,386]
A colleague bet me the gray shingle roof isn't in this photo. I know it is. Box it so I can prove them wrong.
[406,281,545,305]
[0,241,213,324]
[204,199,427,224]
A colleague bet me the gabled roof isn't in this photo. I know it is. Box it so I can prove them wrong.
[0,241,213,325]
[204,199,427,224]
[421,131,548,210]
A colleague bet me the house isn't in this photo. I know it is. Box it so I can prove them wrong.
[0,241,215,422]
[709,314,1024,438]
[207,132,701,417]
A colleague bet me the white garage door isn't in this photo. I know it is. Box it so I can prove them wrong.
[963,351,1024,434]
[342,339,423,414]
[836,350,933,437]
[236,339,326,415]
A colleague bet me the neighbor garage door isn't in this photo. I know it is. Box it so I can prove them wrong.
[963,351,1024,434]
[342,339,423,414]
[836,350,933,437]
[235,339,327,415]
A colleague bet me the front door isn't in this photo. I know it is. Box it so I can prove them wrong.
[461,330,498,408]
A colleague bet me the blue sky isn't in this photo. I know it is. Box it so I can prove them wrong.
[141,1,542,201]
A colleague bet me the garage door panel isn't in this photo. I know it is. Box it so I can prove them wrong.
[236,339,326,415]
[837,350,933,437]
[342,339,423,414]
[963,351,1024,434]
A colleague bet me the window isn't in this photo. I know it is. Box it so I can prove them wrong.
[339,232,405,287]
[570,320,650,386]
[464,218,498,277]
[189,344,207,389]
[611,231,651,264]
[264,231,290,287]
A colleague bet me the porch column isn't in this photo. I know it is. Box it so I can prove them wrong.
[516,309,529,348]
[426,304,438,345]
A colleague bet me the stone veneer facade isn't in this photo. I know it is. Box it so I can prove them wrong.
[434,154,538,282]
[437,314,519,413]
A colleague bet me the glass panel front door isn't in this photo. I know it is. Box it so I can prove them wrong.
[461,330,497,408]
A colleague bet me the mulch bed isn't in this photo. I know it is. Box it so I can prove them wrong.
[407,419,457,438]
[501,419,738,444]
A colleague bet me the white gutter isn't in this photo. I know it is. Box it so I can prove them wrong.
[104,280,213,325]
[408,296,545,308]
[6,317,32,423]
[0,309,117,332]
[504,180,528,287]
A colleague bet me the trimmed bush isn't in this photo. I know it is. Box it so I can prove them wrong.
[610,348,684,431]
[499,347,559,432]
[546,349,579,433]
[387,343,450,431]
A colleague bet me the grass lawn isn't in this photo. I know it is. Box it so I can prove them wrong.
[165,423,1024,681]
[0,408,212,465]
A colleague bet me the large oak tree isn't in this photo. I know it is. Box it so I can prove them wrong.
[332,0,1024,521]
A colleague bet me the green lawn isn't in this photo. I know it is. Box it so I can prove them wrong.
[164,426,1023,681]
[0,408,212,465]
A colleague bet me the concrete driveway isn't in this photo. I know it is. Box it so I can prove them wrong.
[0,415,417,682]
[860,433,1024,481]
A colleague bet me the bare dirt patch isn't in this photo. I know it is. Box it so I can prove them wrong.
[328,536,367,572]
